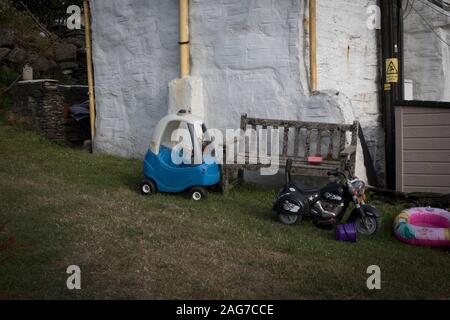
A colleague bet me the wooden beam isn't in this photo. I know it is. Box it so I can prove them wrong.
[83,0,96,140]
[179,0,190,77]
[309,0,317,92]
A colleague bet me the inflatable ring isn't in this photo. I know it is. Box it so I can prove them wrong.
[394,207,450,247]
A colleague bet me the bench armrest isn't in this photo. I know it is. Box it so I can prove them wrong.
[340,145,356,157]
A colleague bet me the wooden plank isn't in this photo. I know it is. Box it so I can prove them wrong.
[403,138,450,150]
[404,113,450,126]
[291,167,330,177]
[285,158,340,168]
[404,150,450,162]
[245,117,354,131]
[403,174,450,187]
[305,129,312,159]
[403,126,450,138]
[395,106,404,192]
[317,129,322,156]
[293,127,300,157]
[327,130,334,160]
[339,128,346,152]
[84,0,96,139]
[349,123,358,176]
[403,162,450,175]
[221,165,229,194]
[240,114,248,130]
[309,0,317,91]
[351,121,358,146]
[230,163,333,177]
[236,153,340,167]
[402,107,450,114]
[403,186,450,194]
[282,127,289,156]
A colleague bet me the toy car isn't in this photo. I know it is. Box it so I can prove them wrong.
[140,111,221,201]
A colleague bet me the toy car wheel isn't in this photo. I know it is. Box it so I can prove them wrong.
[141,180,156,196]
[189,187,207,201]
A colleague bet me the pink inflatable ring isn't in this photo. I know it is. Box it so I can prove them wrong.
[394,207,450,247]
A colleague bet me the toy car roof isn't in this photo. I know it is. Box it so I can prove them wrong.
[150,111,205,154]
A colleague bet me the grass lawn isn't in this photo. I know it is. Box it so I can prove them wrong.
[0,121,449,299]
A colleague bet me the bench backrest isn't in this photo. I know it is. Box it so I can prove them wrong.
[240,114,359,163]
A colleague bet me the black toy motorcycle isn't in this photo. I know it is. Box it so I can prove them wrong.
[273,159,381,235]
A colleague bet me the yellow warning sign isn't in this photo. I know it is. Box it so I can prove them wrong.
[386,58,398,83]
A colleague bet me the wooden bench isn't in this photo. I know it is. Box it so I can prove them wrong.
[222,114,359,193]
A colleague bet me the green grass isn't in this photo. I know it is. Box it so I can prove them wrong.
[0,124,449,299]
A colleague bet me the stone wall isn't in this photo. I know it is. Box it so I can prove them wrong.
[10,80,88,142]
[11,80,65,141]
[313,0,384,178]
[89,0,179,157]
[90,0,385,183]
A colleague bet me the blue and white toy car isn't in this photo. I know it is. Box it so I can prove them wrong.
[140,111,221,201]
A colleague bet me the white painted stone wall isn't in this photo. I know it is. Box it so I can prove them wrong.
[90,0,385,183]
[313,0,384,180]
[403,0,450,102]
[90,0,179,157]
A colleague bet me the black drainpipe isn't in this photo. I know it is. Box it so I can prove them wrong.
[380,0,403,190]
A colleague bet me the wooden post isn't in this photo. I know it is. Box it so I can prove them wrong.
[179,0,190,77]
[83,0,96,140]
[309,0,317,92]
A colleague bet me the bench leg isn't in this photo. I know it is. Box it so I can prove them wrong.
[237,169,244,185]
[222,165,230,195]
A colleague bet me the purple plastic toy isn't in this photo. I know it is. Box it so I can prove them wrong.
[336,223,357,242]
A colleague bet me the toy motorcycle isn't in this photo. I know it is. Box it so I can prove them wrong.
[273,159,381,235]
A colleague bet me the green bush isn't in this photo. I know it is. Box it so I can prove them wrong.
[0,65,18,110]
[0,65,18,87]
[0,0,33,32]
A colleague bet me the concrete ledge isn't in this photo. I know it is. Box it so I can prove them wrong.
[168,76,204,118]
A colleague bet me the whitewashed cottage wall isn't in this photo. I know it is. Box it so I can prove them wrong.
[90,0,385,182]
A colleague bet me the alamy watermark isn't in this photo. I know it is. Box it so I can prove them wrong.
[64,263,381,291]
[169,127,281,176]
[367,5,381,30]
[366,265,381,290]
[66,265,81,290]
[67,5,81,30]
[66,4,382,31]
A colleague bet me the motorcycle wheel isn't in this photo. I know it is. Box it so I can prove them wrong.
[354,216,379,235]
[348,205,381,235]
[278,212,301,225]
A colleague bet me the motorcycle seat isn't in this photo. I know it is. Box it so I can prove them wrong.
[292,184,321,195]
